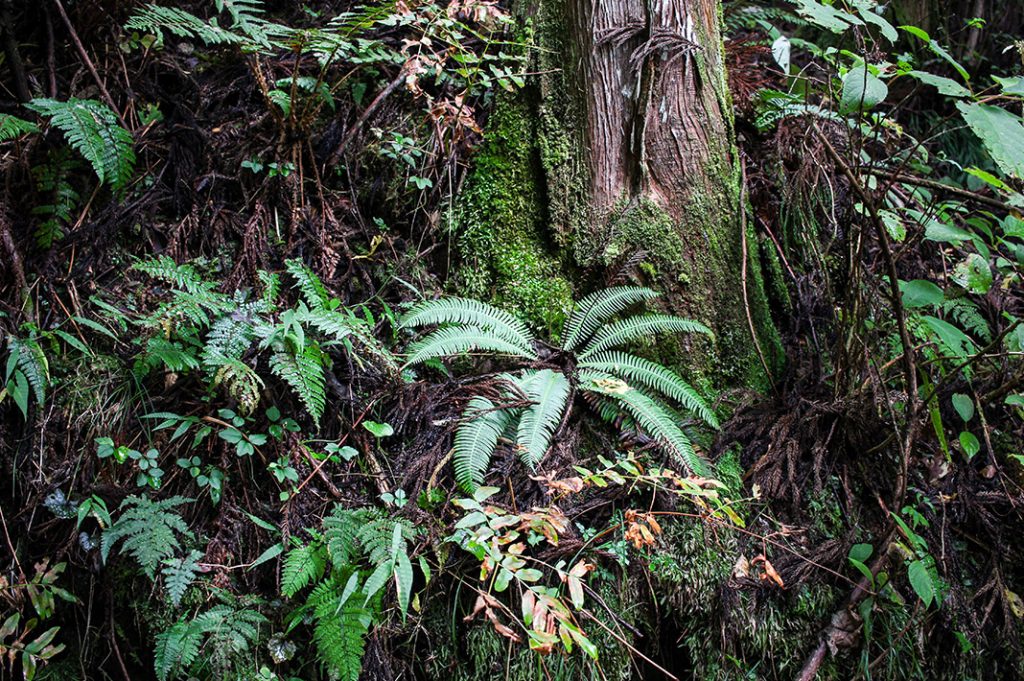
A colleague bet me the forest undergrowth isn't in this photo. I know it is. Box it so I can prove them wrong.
[1,1,1024,679]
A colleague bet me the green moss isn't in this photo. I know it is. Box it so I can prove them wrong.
[449,96,573,335]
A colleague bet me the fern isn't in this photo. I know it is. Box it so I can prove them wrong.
[0,113,39,141]
[282,542,326,598]
[941,297,992,343]
[161,549,203,607]
[154,601,266,681]
[514,369,570,468]
[579,314,712,358]
[207,353,264,413]
[26,98,135,189]
[580,351,718,428]
[285,259,332,310]
[400,297,536,352]
[144,337,202,373]
[308,581,371,681]
[404,325,536,366]
[269,344,327,425]
[125,5,246,46]
[31,149,80,248]
[102,496,192,579]
[580,371,709,476]
[561,286,660,351]
[453,396,513,492]
[134,256,214,295]
[8,335,48,406]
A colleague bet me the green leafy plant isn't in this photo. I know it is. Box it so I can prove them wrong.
[280,507,421,680]
[399,287,718,491]
[154,597,267,681]
[24,98,135,190]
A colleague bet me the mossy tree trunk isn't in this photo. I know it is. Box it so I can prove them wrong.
[452,0,781,386]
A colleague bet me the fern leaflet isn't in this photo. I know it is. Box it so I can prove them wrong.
[580,314,712,358]
[404,326,536,366]
[399,297,536,352]
[161,549,203,607]
[453,396,513,492]
[514,369,570,468]
[561,286,660,351]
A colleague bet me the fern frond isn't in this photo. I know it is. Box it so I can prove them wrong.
[202,311,256,362]
[154,618,202,681]
[399,297,535,351]
[155,601,266,681]
[31,149,80,248]
[26,98,135,189]
[285,259,332,310]
[144,337,202,373]
[514,369,570,468]
[282,542,326,598]
[580,351,718,428]
[269,344,327,425]
[207,353,263,414]
[102,496,192,579]
[134,256,213,294]
[453,396,514,492]
[404,326,536,366]
[560,287,660,351]
[125,5,245,45]
[309,581,371,681]
[579,314,712,358]
[323,508,377,566]
[8,335,48,406]
[161,549,203,607]
[580,371,709,476]
[0,113,39,141]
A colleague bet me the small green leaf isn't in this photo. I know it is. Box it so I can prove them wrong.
[907,558,936,607]
[900,280,944,308]
[959,431,980,460]
[952,253,993,294]
[951,394,974,422]
[362,421,394,438]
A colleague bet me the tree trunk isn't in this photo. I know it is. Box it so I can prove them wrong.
[452,0,781,387]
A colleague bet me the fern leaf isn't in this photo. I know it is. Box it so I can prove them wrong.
[161,549,203,607]
[154,619,202,681]
[404,326,536,366]
[399,297,535,352]
[282,542,326,598]
[26,98,135,189]
[580,371,709,476]
[0,114,39,141]
[579,314,712,358]
[8,335,48,406]
[207,353,264,414]
[134,256,212,294]
[102,496,192,579]
[309,581,370,681]
[561,287,660,351]
[125,5,245,45]
[580,351,718,428]
[453,397,514,492]
[285,259,332,310]
[514,369,570,468]
[324,508,376,566]
[269,344,326,425]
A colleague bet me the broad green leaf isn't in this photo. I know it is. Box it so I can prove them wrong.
[959,431,980,460]
[853,2,897,42]
[906,70,970,97]
[952,253,992,294]
[901,26,969,81]
[907,558,936,607]
[951,393,974,422]
[923,219,972,245]
[841,67,888,113]
[900,280,944,308]
[993,75,1024,96]
[795,0,862,33]
[956,102,1024,179]
[362,420,394,438]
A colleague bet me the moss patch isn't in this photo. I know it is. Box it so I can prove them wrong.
[448,96,573,336]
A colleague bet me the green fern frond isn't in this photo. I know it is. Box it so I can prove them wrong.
[580,351,718,428]
[134,256,212,294]
[285,259,332,310]
[0,113,39,141]
[453,396,514,492]
[580,371,709,476]
[144,337,201,373]
[399,297,536,352]
[31,149,80,249]
[579,314,712,358]
[560,287,660,351]
[102,495,192,579]
[8,335,48,406]
[203,311,256,362]
[154,618,202,681]
[308,581,371,681]
[514,369,570,468]
[161,549,203,607]
[282,542,326,598]
[154,601,266,681]
[125,5,246,46]
[207,353,264,414]
[323,508,377,566]
[404,326,536,366]
[269,344,327,425]
[258,270,281,307]
[26,98,135,189]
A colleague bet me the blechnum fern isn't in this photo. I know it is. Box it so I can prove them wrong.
[125,256,397,425]
[280,507,420,681]
[399,287,717,491]
[2,332,49,420]
[25,98,135,190]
